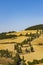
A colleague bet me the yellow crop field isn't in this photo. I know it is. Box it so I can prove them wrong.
[0,36,28,51]
[21,45,43,63]
[0,44,14,51]
[14,30,37,35]
[0,30,43,65]
[6,30,37,36]
[0,36,28,44]
[20,34,43,64]
[31,34,43,45]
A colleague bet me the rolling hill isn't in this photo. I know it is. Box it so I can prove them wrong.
[0,24,43,65]
[25,24,43,30]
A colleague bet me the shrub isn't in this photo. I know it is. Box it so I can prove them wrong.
[19,34,23,36]
[22,39,27,44]
[13,52,21,65]
[21,56,26,65]
[25,33,29,36]
[28,61,33,65]
[25,48,28,53]
[38,43,43,45]
[29,41,32,47]
[0,49,12,58]
[31,46,34,52]
[39,59,43,63]
[32,59,39,64]
[18,47,22,53]
[25,48,30,53]
[27,59,43,65]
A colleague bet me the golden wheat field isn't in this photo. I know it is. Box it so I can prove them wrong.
[0,36,28,51]
[6,30,37,36]
[0,30,37,51]
[20,34,43,64]
[0,30,43,65]
[31,34,43,45]
[0,36,28,43]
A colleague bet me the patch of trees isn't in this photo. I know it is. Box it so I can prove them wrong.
[13,52,21,65]
[0,50,22,65]
[25,30,41,43]
[0,49,12,58]
[22,39,27,45]
[26,32,40,38]
[0,33,17,39]
[9,53,26,65]
[28,59,43,65]
[9,52,23,65]
[38,43,43,45]
[14,44,22,53]
[20,56,26,65]
[8,31,16,33]
[8,53,43,65]
[14,40,34,54]
[25,24,43,30]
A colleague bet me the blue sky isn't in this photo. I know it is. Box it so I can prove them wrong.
[0,0,43,32]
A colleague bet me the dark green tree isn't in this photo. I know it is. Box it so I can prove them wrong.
[20,56,26,65]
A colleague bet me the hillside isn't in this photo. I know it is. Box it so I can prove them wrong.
[0,25,43,65]
[25,24,43,30]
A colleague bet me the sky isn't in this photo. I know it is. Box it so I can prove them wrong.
[0,0,43,33]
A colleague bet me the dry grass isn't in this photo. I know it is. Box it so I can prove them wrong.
[20,34,43,64]
[0,57,13,65]
[0,36,28,43]
[36,63,43,65]
[31,34,43,45]
[0,36,28,51]
[0,30,43,65]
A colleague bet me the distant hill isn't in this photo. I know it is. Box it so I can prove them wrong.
[0,31,16,34]
[25,24,43,30]
[8,31,16,33]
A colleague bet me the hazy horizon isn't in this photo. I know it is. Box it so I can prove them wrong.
[0,0,43,33]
